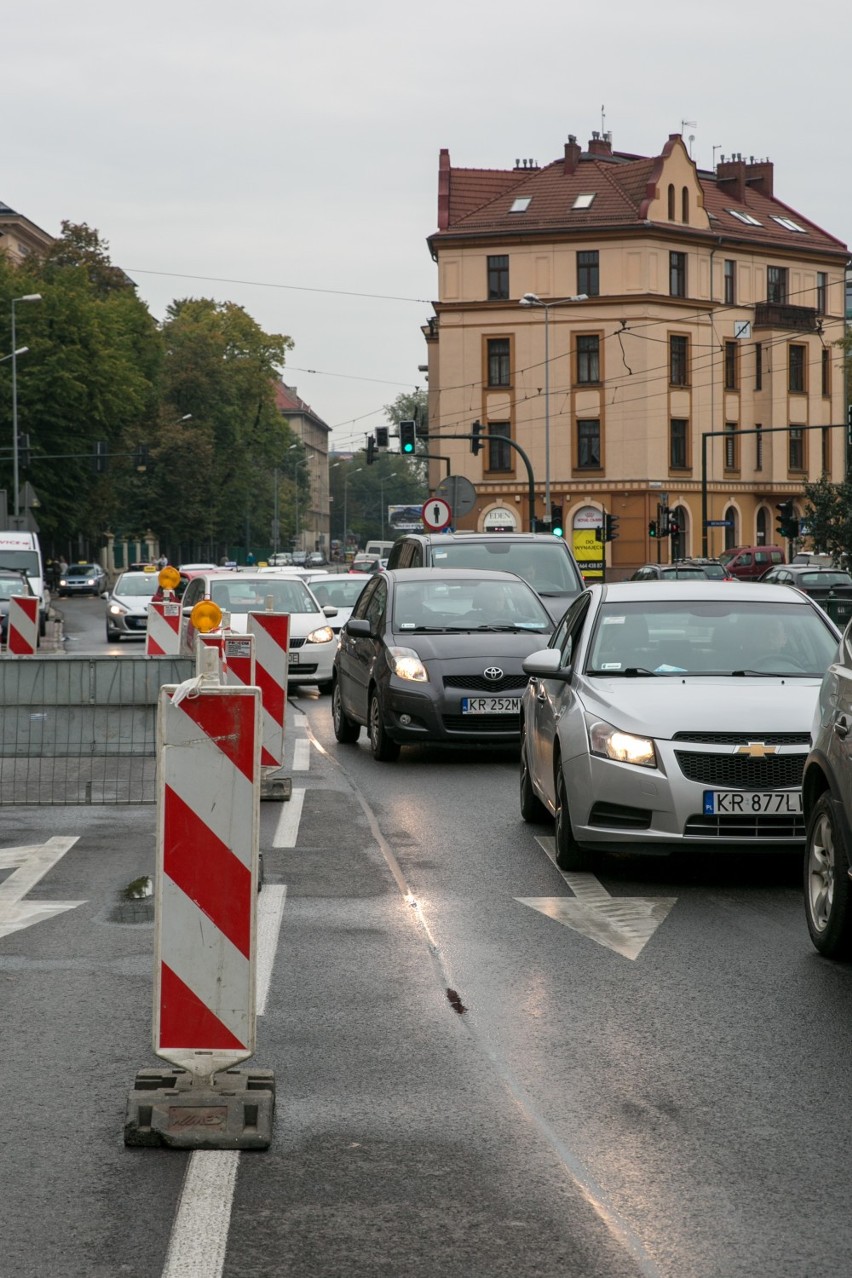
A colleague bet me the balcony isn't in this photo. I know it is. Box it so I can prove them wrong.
[754,302,819,333]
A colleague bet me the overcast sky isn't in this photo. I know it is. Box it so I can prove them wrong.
[5,1,849,451]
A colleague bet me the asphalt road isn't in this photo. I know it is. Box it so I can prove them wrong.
[2,596,851,1277]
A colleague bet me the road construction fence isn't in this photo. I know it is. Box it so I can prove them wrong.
[0,655,194,804]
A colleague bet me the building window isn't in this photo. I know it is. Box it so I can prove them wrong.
[821,347,831,397]
[755,425,763,471]
[487,420,512,471]
[724,506,738,551]
[670,252,687,297]
[724,421,739,469]
[576,335,600,384]
[576,419,601,469]
[724,260,736,305]
[767,265,788,304]
[788,344,806,393]
[487,338,510,387]
[668,184,675,220]
[817,271,827,314]
[487,255,509,301]
[788,427,804,471]
[822,427,831,474]
[755,342,763,391]
[669,335,689,386]
[670,419,688,469]
[682,187,689,223]
[577,250,599,296]
[724,341,738,390]
[756,507,768,545]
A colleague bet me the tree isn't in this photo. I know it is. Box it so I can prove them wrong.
[803,476,852,564]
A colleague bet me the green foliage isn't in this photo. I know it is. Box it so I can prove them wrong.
[802,475,852,563]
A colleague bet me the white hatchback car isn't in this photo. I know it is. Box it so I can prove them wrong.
[179,571,338,692]
[301,572,370,634]
[104,569,160,641]
[520,581,841,869]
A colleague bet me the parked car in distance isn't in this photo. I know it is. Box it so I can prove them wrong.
[0,569,37,646]
[718,545,785,581]
[305,551,327,567]
[758,565,852,629]
[349,554,382,574]
[792,552,838,568]
[105,569,160,640]
[385,532,584,624]
[519,581,840,870]
[57,561,108,597]
[802,623,852,957]
[179,571,338,692]
[629,559,735,582]
[332,568,555,760]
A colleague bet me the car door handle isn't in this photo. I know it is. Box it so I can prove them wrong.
[834,714,850,739]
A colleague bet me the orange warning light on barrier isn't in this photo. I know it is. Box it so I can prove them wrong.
[158,565,181,593]
[190,600,224,633]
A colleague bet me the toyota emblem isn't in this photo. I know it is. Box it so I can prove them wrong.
[483,666,504,682]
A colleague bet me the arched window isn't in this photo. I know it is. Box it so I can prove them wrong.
[668,184,676,220]
[756,507,768,545]
[681,186,689,223]
[724,505,738,551]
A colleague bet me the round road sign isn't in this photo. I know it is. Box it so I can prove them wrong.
[421,497,452,531]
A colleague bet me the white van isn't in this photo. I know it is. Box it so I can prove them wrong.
[363,540,395,560]
[0,530,49,633]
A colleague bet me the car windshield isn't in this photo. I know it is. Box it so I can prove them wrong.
[0,578,29,600]
[428,542,580,593]
[211,578,318,614]
[393,578,551,632]
[586,600,838,677]
[799,571,852,589]
[308,578,367,608]
[694,563,727,578]
[659,568,707,579]
[0,551,39,576]
[66,564,98,576]
[115,574,159,597]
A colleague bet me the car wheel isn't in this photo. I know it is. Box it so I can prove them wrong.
[520,725,547,822]
[554,764,593,871]
[106,624,120,643]
[332,678,360,744]
[804,793,852,958]
[368,689,400,762]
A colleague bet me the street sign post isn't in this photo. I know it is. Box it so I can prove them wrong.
[436,475,476,518]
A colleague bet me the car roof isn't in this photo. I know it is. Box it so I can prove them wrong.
[598,580,817,604]
[410,532,569,544]
[783,565,849,575]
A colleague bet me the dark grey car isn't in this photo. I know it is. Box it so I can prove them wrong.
[332,568,554,760]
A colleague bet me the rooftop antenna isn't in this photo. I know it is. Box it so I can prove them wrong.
[601,103,606,135]
[713,145,722,169]
[681,118,697,139]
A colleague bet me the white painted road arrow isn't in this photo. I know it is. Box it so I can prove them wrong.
[0,836,85,940]
[516,836,677,960]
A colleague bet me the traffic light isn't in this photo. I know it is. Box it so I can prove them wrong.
[375,425,389,449]
[366,434,376,465]
[471,419,483,456]
[667,513,680,536]
[595,526,603,542]
[776,499,799,539]
[550,503,564,537]
[17,433,30,469]
[92,441,108,474]
[399,420,417,454]
[605,513,619,542]
[649,520,659,539]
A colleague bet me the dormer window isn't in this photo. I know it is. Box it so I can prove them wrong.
[510,197,531,213]
[572,193,596,210]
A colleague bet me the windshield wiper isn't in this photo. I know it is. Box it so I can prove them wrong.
[587,666,658,677]
[732,669,813,677]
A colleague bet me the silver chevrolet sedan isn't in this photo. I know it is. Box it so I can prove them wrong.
[520,581,841,869]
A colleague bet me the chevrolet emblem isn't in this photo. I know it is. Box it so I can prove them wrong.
[735,742,778,758]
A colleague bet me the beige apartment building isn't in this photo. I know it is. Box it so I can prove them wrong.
[0,200,53,263]
[423,132,849,575]
[275,383,332,554]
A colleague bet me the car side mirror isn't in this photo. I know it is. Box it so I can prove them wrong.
[322,605,338,617]
[523,647,573,682]
[346,618,371,637]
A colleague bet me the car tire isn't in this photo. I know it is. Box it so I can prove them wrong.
[520,725,548,822]
[554,764,593,871]
[804,792,852,958]
[317,680,334,696]
[332,678,360,744]
[368,689,400,762]
[106,624,121,643]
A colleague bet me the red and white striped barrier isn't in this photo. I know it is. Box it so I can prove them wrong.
[146,597,182,656]
[248,611,290,770]
[154,670,261,1080]
[5,595,39,655]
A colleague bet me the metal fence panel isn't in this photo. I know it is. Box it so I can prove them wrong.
[0,655,195,804]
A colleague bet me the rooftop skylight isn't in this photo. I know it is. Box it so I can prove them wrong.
[771,215,807,233]
[510,197,532,213]
[727,209,763,226]
[572,193,596,210]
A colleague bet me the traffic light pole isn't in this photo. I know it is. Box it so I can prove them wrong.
[701,422,846,557]
[434,433,537,531]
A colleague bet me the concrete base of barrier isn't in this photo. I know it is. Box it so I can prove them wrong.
[260,772,292,802]
[124,1066,275,1149]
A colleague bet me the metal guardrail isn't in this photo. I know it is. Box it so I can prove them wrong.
[0,655,195,804]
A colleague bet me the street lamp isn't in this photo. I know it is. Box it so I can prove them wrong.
[343,467,363,554]
[379,471,398,543]
[11,294,41,521]
[518,292,587,526]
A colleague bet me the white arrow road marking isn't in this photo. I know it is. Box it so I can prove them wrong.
[516,836,677,961]
[0,837,85,940]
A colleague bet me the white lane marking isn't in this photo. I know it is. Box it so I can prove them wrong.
[517,836,677,960]
[161,887,288,1278]
[0,837,85,940]
[271,787,305,848]
[292,738,311,771]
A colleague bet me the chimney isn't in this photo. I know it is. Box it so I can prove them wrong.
[438,148,451,230]
[716,155,747,203]
[587,131,611,157]
[746,159,774,198]
[563,134,581,174]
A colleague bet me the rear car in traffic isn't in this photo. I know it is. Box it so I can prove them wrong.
[519,581,840,870]
[57,561,108,596]
[104,569,159,640]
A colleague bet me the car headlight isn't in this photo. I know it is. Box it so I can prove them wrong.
[588,718,657,767]
[387,646,428,682]
[305,625,335,644]
[59,578,68,587]
[108,603,128,617]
